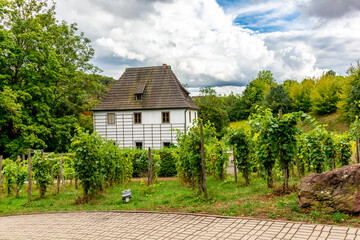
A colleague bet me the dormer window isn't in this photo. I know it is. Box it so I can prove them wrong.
[134,83,146,100]
[135,94,143,100]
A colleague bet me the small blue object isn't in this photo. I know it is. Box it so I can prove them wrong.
[122,189,132,203]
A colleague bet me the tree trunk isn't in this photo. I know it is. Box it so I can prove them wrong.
[200,122,207,199]
[27,149,32,203]
[266,165,273,188]
[301,163,305,177]
[356,126,360,164]
[283,161,289,191]
[16,160,19,198]
[296,155,301,178]
[316,163,322,173]
[233,149,237,183]
[148,147,152,186]
[244,169,250,186]
[83,186,88,202]
[0,155,2,200]
[60,154,65,190]
[57,176,60,194]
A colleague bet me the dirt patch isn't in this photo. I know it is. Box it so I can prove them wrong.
[131,177,178,182]
[270,185,298,197]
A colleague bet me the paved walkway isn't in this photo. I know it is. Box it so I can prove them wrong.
[0,211,359,240]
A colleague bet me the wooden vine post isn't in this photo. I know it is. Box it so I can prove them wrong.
[233,148,237,183]
[27,149,32,203]
[356,126,360,164]
[60,153,65,190]
[199,122,207,200]
[148,147,152,186]
[0,155,3,200]
[16,156,20,198]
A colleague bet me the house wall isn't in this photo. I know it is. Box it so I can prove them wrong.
[93,109,198,149]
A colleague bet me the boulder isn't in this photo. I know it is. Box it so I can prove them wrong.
[298,164,360,213]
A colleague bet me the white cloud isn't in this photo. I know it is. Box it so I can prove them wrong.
[188,86,246,96]
[53,0,359,90]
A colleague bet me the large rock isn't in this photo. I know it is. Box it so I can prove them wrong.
[298,164,360,213]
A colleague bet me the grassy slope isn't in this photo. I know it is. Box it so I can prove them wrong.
[230,111,350,134]
[297,111,349,134]
[1,176,359,227]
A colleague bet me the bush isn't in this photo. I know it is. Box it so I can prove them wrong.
[156,148,178,177]
[71,129,133,200]
[131,149,149,178]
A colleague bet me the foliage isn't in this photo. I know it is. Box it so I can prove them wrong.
[231,70,275,120]
[1,159,17,195]
[227,127,252,185]
[176,120,218,194]
[156,148,178,177]
[339,61,360,121]
[289,79,314,112]
[205,140,228,180]
[193,87,229,137]
[310,74,343,115]
[264,85,292,114]
[305,126,328,173]
[0,0,114,157]
[249,109,277,188]
[249,108,306,190]
[71,129,132,199]
[334,133,352,167]
[32,150,52,198]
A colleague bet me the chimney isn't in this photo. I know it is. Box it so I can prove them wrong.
[162,64,167,68]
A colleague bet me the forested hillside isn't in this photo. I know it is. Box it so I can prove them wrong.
[194,64,360,137]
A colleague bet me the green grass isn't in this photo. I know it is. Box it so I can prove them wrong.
[296,111,348,134]
[1,176,359,227]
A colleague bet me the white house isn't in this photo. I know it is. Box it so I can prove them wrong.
[92,64,199,149]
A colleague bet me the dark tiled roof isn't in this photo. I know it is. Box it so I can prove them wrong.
[92,65,199,111]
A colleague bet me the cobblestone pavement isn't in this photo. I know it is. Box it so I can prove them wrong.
[0,211,359,240]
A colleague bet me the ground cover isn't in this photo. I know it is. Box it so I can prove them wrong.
[1,175,359,228]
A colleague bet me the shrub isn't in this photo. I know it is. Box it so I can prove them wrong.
[156,148,178,177]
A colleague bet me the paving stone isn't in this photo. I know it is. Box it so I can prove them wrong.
[0,212,359,239]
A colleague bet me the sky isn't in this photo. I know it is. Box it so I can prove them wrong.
[54,0,360,96]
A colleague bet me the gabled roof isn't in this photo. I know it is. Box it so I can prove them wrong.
[92,65,199,111]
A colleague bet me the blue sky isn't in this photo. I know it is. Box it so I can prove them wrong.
[54,0,360,95]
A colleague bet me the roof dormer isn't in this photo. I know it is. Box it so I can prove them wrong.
[134,83,146,100]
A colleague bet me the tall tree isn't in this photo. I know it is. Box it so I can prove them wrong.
[193,87,229,137]
[339,61,360,121]
[310,74,342,115]
[232,70,276,120]
[264,85,292,113]
[0,0,111,156]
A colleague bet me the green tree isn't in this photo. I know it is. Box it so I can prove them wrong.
[264,85,292,113]
[193,87,229,137]
[310,74,343,115]
[339,61,360,121]
[233,70,276,120]
[288,78,314,112]
[0,0,113,156]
